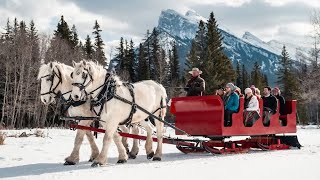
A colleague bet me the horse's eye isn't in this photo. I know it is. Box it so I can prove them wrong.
[76,71,80,75]
[82,72,87,79]
[70,72,73,79]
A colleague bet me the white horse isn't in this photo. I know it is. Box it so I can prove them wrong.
[38,62,138,165]
[71,60,167,167]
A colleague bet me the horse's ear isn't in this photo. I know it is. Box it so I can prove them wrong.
[82,60,87,67]
[88,65,93,75]
[49,62,53,69]
[72,61,76,67]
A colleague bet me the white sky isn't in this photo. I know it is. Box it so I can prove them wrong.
[0,0,319,56]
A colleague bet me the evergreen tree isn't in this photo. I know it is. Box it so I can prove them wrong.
[170,41,180,83]
[84,35,94,59]
[151,28,161,81]
[236,61,242,87]
[251,61,263,90]
[203,12,235,93]
[277,45,299,99]
[241,64,250,91]
[28,20,39,64]
[54,15,72,43]
[92,20,106,65]
[71,24,79,48]
[116,37,125,71]
[127,39,136,82]
[137,43,150,80]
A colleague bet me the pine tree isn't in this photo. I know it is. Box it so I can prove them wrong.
[28,20,40,64]
[241,64,250,91]
[186,20,206,71]
[236,61,242,87]
[170,41,180,83]
[277,45,299,99]
[251,61,263,90]
[92,20,106,65]
[116,37,125,71]
[151,28,161,81]
[203,12,235,93]
[137,43,150,80]
[127,39,136,82]
[84,35,94,59]
[54,15,72,43]
[71,24,79,48]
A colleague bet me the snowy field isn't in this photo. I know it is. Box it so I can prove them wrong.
[0,126,320,180]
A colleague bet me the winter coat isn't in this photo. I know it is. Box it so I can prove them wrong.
[275,95,285,115]
[244,95,260,113]
[262,94,277,114]
[224,92,239,112]
[184,76,205,96]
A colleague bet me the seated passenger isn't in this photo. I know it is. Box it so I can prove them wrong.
[243,88,260,127]
[215,86,225,99]
[272,87,285,115]
[223,83,239,127]
[262,86,278,126]
[255,88,261,99]
[184,68,205,96]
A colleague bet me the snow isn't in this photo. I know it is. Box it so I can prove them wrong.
[0,127,320,180]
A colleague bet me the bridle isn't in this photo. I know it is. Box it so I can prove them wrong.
[40,67,63,98]
[71,68,93,97]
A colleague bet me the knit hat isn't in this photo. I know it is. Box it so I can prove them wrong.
[245,88,252,94]
[226,83,236,91]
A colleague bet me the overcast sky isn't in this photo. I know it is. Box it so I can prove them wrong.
[1,0,319,56]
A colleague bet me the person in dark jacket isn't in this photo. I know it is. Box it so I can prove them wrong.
[223,83,239,127]
[184,68,205,96]
[262,86,278,126]
[272,87,285,115]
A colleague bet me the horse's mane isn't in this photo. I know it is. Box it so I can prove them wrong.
[37,61,73,80]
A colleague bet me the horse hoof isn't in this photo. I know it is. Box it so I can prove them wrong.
[117,159,127,164]
[91,162,102,167]
[147,152,154,159]
[153,157,161,161]
[128,153,137,159]
[88,158,94,162]
[64,161,76,165]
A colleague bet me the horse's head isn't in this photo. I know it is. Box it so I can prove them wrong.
[38,62,60,105]
[71,60,94,101]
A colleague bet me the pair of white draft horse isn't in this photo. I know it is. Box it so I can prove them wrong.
[38,61,167,167]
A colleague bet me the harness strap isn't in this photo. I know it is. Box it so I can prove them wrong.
[119,83,136,126]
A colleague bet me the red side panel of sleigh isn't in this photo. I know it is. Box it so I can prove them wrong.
[170,95,297,136]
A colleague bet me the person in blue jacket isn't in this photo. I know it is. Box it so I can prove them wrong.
[223,83,240,127]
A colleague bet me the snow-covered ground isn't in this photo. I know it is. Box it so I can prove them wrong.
[0,126,319,180]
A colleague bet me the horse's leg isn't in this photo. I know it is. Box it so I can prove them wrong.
[112,131,129,163]
[64,120,93,165]
[91,120,122,167]
[128,124,140,159]
[85,130,99,162]
[118,125,130,154]
[140,120,154,159]
[153,111,165,161]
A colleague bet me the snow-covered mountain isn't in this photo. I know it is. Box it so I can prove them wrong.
[155,9,310,85]
[109,9,310,85]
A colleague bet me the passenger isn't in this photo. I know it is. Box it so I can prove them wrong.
[184,68,205,96]
[215,86,225,99]
[243,88,260,127]
[262,86,278,126]
[235,86,243,97]
[272,87,285,115]
[255,88,261,99]
[250,85,256,96]
[223,83,240,127]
